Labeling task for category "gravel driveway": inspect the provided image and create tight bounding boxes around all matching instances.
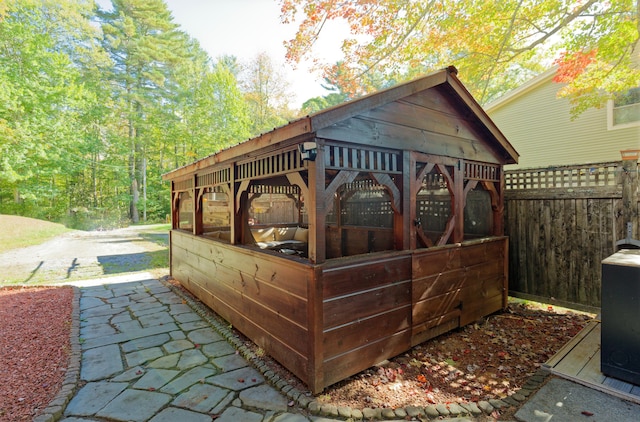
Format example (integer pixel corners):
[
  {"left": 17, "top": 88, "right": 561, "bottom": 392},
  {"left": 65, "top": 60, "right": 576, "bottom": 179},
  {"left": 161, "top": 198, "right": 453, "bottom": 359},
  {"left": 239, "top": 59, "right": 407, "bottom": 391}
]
[{"left": 0, "top": 225, "right": 169, "bottom": 284}]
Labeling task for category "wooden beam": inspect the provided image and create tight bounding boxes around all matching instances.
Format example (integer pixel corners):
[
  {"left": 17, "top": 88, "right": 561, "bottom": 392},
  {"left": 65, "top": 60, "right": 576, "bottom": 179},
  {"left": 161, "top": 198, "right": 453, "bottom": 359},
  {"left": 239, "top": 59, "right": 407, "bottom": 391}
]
[
  {"left": 317, "top": 117, "right": 501, "bottom": 165},
  {"left": 453, "top": 160, "right": 464, "bottom": 243},
  {"left": 409, "top": 152, "right": 424, "bottom": 250},
  {"left": 399, "top": 150, "right": 411, "bottom": 250},
  {"left": 308, "top": 142, "right": 326, "bottom": 264}
]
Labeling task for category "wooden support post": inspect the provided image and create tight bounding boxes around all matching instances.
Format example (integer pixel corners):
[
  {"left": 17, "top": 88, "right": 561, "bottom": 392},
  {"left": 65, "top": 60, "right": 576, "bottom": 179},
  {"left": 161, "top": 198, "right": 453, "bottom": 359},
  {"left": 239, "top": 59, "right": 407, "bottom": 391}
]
[
  {"left": 229, "top": 165, "right": 237, "bottom": 244},
  {"left": 399, "top": 150, "right": 411, "bottom": 250},
  {"left": 307, "top": 266, "right": 324, "bottom": 394},
  {"left": 408, "top": 152, "right": 418, "bottom": 250},
  {"left": 308, "top": 140, "right": 325, "bottom": 264},
  {"left": 191, "top": 175, "right": 199, "bottom": 236},
  {"left": 193, "top": 176, "right": 203, "bottom": 236},
  {"left": 171, "top": 181, "right": 178, "bottom": 229},
  {"left": 621, "top": 159, "right": 639, "bottom": 240},
  {"left": 453, "top": 160, "right": 465, "bottom": 243},
  {"left": 496, "top": 172, "right": 506, "bottom": 236}
]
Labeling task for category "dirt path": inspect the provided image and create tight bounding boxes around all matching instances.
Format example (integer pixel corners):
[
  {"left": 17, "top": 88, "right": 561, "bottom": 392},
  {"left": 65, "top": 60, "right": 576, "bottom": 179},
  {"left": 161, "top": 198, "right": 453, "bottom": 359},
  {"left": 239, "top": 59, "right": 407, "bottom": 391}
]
[{"left": 0, "top": 225, "right": 168, "bottom": 284}]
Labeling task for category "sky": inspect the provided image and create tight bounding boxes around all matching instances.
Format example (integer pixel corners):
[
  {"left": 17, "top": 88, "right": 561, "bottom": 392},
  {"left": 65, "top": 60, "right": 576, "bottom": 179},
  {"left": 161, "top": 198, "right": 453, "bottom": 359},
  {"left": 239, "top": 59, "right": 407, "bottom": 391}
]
[{"left": 99, "top": 0, "right": 349, "bottom": 108}]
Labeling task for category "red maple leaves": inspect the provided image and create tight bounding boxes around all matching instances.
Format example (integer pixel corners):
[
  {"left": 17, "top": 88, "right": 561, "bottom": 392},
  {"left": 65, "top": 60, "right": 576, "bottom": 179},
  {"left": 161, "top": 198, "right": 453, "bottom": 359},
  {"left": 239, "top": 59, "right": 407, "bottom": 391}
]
[{"left": 553, "top": 50, "right": 598, "bottom": 84}]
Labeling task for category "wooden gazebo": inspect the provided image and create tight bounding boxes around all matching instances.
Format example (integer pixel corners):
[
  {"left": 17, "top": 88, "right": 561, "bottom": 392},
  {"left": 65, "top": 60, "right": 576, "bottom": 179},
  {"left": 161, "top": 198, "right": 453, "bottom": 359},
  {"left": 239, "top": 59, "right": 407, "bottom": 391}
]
[{"left": 163, "top": 66, "right": 519, "bottom": 393}]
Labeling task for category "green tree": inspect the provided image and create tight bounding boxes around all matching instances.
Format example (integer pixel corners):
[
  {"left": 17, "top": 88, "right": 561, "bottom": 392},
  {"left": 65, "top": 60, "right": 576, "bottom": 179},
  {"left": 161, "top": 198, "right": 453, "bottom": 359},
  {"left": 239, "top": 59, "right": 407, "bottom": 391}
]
[
  {"left": 167, "top": 50, "right": 251, "bottom": 169},
  {"left": 280, "top": 0, "right": 639, "bottom": 113},
  {"left": 240, "top": 52, "right": 294, "bottom": 136},
  {"left": 97, "top": 0, "right": 189, "bottom": 223},
  {"left": 0, "top": 0, "right": 104, "bottom": 221}
]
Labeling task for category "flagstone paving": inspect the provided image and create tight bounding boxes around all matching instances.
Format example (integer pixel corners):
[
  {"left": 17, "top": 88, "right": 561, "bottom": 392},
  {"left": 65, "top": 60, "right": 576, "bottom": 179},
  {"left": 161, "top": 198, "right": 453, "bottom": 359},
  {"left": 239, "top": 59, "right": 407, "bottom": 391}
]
[
  {"left": 53, "top": 277, "right": 479, "bottom": 422},
  {"left": 55, "top": 278, "right": 332, "bottom": 421}
]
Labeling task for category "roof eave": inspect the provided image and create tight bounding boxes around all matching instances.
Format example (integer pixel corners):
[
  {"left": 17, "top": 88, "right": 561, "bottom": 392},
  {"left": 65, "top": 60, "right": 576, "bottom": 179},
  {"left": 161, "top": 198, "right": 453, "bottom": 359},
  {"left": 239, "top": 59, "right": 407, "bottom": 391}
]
[
  {"left": 162, "top": 117, "right": 313, "bottom": 181},
  {"left": 446, "top": 71, "right": 519, "bottom": 164}
]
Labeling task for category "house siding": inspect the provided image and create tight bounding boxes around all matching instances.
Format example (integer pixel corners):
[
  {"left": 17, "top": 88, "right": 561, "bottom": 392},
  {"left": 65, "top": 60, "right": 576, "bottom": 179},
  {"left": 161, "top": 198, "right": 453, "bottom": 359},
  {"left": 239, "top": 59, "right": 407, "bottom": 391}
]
[{"left": 488, "top": 77, "right": 640, "bottom": 169}]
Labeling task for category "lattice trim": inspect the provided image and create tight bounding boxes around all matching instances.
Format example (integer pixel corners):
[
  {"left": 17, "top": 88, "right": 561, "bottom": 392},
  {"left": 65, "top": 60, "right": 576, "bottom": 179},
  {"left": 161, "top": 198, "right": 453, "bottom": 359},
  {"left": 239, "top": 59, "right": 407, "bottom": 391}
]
[
  {"left": 505, "top": 162, "right": 620, "bottom": 190},
  {"left": 173, "top": 179, "right": 193, "bottom": 191},
  {"left": 197, "top": 168, "right": 231, "bottom": 187},
  {"left": 324, "top": 142, "right": 400, "bottom": 173},
  {"left": 465, "top": 161, "right": 500, "bottom": 182},
  {"left": 236, "top": 148, "right": 305, "bottom": 181},
  {"left": 249, "top": 184, "right": 300, "bottom": 195}
]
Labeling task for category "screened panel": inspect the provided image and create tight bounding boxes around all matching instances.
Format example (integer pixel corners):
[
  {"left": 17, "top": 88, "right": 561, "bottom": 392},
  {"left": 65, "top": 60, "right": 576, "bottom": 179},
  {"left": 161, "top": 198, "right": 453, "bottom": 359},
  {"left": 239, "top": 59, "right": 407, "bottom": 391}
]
[
  {"left": 463, "top": 184, "right": 493, "bottom": 238},
  {"left": 202, "top": 189, "right": 230, "bottom": 231},
  {"left": 416, "top": 165, "right": 454, "bottom": 246},
  {"left": 178, "top": 191, "right": 193, "bottom": 231}
]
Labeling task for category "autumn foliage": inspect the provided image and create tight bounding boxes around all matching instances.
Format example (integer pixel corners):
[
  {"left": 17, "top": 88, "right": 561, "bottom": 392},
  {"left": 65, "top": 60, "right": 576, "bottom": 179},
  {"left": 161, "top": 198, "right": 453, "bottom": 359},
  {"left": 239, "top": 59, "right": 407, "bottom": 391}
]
[
  {"left": 553, "top": 50, "right": 598, "bottom": 84},
  {"left": 279, "top": 0, "right": 639, "bottom": 113}
]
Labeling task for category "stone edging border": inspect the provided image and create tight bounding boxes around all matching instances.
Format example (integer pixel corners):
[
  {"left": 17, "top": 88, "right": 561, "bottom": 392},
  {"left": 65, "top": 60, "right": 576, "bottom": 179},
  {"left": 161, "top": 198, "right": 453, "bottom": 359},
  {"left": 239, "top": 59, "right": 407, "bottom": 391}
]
[
  {"left": 34, "top": 286, "right": 82, "bottom": 422},
  {"left": 161, "top": 277, "right": 551, "bottom": 420}
]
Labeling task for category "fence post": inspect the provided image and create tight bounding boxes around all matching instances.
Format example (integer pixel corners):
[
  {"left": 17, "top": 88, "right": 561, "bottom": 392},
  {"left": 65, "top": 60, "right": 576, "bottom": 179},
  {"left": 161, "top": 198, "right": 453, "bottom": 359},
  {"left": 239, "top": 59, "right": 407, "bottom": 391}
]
[{"left": 620, "top": 158, "right": 639, "bottom": 241}]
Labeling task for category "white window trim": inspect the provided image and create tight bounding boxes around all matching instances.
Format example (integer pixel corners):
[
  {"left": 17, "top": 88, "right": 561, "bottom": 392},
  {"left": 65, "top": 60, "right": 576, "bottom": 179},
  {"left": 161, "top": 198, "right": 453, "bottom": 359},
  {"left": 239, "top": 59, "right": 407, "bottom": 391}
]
[{"left": 607, "top": 99, "right": 640, "bottom": 131}]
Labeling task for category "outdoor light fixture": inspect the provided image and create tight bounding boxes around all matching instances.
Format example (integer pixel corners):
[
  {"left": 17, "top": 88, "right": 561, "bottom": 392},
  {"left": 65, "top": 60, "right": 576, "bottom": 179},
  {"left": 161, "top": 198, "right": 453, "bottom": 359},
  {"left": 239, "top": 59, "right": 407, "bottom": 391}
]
[{"left": 299, "top": 141, "right": 317, "bottom": 161}]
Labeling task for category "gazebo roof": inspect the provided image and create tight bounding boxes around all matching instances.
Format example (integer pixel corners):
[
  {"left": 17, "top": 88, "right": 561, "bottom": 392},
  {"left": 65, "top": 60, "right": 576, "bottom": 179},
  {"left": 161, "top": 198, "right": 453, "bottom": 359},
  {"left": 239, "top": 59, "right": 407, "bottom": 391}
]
[{"left": 163, "top": 66, "right": 518, "bottom": 181}]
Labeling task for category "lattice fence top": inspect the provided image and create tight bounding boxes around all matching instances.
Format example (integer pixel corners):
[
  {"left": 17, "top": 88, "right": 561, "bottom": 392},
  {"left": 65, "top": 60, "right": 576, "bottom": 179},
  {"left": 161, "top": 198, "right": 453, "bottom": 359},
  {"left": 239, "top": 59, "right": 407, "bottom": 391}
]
[
  {"left": 505, "top": 162, "right": 620, "bottom": 190},
  {"left": 339, "top": 179, "right": 390, "bottom": 197}
]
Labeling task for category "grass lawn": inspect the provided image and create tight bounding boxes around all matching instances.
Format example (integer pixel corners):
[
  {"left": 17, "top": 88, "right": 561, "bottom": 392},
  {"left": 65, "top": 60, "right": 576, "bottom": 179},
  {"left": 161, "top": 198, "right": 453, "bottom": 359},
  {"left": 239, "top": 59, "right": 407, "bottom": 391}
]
[{"left": 0, "top": 215, "right": 71, "bottom": 254}]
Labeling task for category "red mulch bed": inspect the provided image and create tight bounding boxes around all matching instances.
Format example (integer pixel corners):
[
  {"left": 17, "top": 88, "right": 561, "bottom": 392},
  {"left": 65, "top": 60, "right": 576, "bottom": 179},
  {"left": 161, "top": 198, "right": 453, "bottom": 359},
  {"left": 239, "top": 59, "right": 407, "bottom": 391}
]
[{"left": 0, "top": 286, "right": 74, "bottom": 422}]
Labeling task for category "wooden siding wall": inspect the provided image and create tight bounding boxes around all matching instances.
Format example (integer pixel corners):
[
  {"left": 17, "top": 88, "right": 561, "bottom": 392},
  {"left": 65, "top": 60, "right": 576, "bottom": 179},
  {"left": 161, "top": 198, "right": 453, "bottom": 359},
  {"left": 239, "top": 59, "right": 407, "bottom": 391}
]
[
  {"left": 171, "top": 233, "right": 510, "bottom": 393},
  {"left": 316, "top": 239, "right": 508, "bottom": 391},
  {"left": 319, "top": 254, "right": 412, "bottom": 389},
  {"left": 170, "top": 230, "right": 314, "bottom": 383},
  {"left": 488, "top": 78, "right": 640, "bottom": 169},
  {"left": 411, "top": 238, "right": 508, "bottom": 347},
  {"left": 505, "top": 161, "right": 639, "bottom": 309}
]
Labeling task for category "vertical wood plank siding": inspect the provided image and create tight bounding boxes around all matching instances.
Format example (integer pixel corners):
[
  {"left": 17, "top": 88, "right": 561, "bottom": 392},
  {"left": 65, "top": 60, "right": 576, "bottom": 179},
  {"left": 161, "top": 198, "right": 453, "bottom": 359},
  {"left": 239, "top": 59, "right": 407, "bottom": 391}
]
[{"left": 505, "top": 161, "right": 639, "bottom": 309}]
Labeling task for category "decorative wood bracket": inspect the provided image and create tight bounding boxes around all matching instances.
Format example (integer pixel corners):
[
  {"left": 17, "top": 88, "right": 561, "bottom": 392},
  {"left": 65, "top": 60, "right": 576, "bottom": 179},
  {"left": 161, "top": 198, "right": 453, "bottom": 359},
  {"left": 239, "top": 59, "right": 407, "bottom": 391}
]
[
  {"left": 286, "top": 172, "right": 309, "bottom": 200},
  {"left": 415, "top": 162, "right": 435, "bottom": 185},
  {"left": 196, "top": 188, "right": 204, "bottom": 212},
  {"left": 481, "top": 180, "right": 502, "bottom": 212},
  {"left": 172, "top": 191, "right": 180, "bottom": 211},
  {"left": 235, "top": 180, "right": 250, "bottom": 214},
  {"left": 463, "top": 180, "right": 479, "bottom": 208},
  {"left": 370, "top": 172, "right": 401, "bottom": 213},
  {"left": 323, "top": 170, "right": 358, "bottom": 215}
]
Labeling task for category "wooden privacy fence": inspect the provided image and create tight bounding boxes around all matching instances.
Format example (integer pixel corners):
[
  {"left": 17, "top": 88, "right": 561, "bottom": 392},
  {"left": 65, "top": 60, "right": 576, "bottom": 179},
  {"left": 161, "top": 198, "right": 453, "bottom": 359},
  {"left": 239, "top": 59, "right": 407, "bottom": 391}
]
[{"left": 504, "top": 160, "right": 639, "bottom": 309}]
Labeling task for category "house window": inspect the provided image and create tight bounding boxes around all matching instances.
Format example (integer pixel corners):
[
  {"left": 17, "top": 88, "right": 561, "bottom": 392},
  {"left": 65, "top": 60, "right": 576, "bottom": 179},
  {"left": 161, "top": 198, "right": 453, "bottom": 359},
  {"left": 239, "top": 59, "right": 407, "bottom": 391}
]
[{"left": 609, "top": 87, "right": 640, "bottom": 129}]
